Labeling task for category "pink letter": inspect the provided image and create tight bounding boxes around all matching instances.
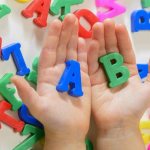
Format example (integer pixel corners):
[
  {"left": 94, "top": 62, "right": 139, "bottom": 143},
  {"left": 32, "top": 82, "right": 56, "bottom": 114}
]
[{"left": 95, "top": 0, "right": 126, "bottom": 21}]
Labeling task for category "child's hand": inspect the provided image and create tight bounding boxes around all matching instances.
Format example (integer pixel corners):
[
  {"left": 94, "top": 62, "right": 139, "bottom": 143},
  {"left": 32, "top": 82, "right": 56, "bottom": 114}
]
[
  {"left": 11, "top": 14, "right": 91, "bottom": 150},
  {"left": 88, "top": 19, "right": 150, "bottom": 150}
]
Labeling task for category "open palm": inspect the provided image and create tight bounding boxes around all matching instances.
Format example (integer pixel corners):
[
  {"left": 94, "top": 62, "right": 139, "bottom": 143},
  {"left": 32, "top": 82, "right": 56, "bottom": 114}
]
[
  {"left": 88, "top": 20, "right": 150, "bottom": 133},
  {"left": 12, "top": 14, "right": 91, "bottom": 142}
]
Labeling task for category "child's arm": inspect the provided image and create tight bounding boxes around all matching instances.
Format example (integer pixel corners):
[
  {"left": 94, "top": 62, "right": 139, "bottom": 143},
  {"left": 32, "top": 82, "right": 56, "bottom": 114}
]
[
  {"left": 11, "top": 14, "right": 91, "bottom": 150},
  {"left": 88, "top": 19, "right": 149, "bottom": 150},
  {"left": 95, "top": 126, "right": 145, "bottom": 150}
]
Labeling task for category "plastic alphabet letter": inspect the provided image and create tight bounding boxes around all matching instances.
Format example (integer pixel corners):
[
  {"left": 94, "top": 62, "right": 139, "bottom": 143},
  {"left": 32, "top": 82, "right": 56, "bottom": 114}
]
[
  {"left": 0, "top": 4, "right": 11, "bottom": 19},
  {"left": 140, "top": 121, "right": 150, "bottom": 129},
  {"left": 148, "top": 144, "right": 150, "bottom": 150},
  {"left": 137, "top": 64, "right": 148, "bottom": 79},
  {"left": 0, "top": 100, "right": 24, "bottom": 132},
  {"left": 99, "top": 53, "right": 130, "bottom": 88},
  {"left": 1, "top": 43, "right": 30, "bottom": 76},
  {"left": 131, "top": 10, "right": 150, "bottom": 32},
  {"left": 50, "top": 0, "right": 84, "bottom": 20},
  {"left": 0, "top": 73, "right": 22, "bottom": 111},
  {"left": 13, "top": 124, "right": 44, "bottom": 150},
  {"left": 142, "top": 133, "right": 150, "bottom": 144},
  {"left": 16, "top": 0, "right": 31, "bottom": 3},
  {"left": 86, "top": 138, "right": 93, "bottom": 150},
  {"left": 95, "top": 0, "right": 126, "bottom": 21},
  {"left": 18, "top": 104, "right": 43, "bottom": 128},
  {"left": 56, "top": 60, "right": 83, "bottom": 97},
  {"left": 26, "top": 57, "right": 39, "bottom": 84},
  {"left": 0, "top": 37, "right": 2, "bottom": 56},
  {"left": 22, "top": 0, "right": 51, "bottom": 27},
  {"left": 74, "top": 9, "right": 99, "bottom": 38},
  {"left": 141, "top": 0, "right": 150, "bottom": 8}
]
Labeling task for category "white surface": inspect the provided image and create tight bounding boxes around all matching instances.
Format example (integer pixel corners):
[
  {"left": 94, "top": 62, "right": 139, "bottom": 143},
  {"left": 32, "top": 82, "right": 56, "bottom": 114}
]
[{"left": 0, "top": 0, "right": 150, "bottom": 149}]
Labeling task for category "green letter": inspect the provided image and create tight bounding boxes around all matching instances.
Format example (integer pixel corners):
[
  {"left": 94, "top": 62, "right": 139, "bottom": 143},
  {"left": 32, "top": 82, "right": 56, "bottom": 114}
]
[
  {"left": 99, "top": 53, "right": 130, "bottom": 88},
  {"left": 141, "top": 0, "right": 150, "bottom": 8}
]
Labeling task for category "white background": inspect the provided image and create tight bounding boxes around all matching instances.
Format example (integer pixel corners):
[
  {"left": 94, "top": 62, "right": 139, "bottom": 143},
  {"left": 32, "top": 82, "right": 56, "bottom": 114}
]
[{"left": 0, "top": 0, "right": 150, "bottom": 149}]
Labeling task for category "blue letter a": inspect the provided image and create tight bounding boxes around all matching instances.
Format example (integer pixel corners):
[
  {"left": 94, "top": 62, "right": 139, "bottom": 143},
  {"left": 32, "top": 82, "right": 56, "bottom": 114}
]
[{"left": 56, "top": 60, "right": 83, "bottom": 97}]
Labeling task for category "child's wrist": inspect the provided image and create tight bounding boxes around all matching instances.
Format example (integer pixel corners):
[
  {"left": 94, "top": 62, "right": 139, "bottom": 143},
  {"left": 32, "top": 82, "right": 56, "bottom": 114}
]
[
  {"left": 95, "top": 125, "right": 145, "bottom": 150},
  {"left": 44, "top": 135, "right": 86, "bottom": 150}
]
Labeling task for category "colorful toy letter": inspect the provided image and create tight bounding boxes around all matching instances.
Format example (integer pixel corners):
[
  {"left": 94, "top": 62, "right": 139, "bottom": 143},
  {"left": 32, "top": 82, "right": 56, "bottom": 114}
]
[
  {"left": 18, "top": 104, "right": 43, "bottom": 128},
  {"left": 26, "top": 57, "right": 39, "bottom": 85},
  {"left": 74, "top": 9, "right": 99, "bottom": 38},
  {"left": 131, "top": 10, "right": 150, "bottom": 32},
  {"left": 140, "top": 121, "right": 150, "bottom": 129},
  {"left": 16, "top": 0, "right": 30, "bottom": 3},
  {"left": 0, "top": 100, "right": 24, "bottom": 132},
  {"left": 0, "top": 73, "right": 22, "bottom": 111},
  {"left": 50, "top": 0, "right": 84, "bottom": 20},
  {"left": 142, "top": 133, "right": 150, "bottom": 145},
  {"left": 56, "top": 60, "right": 83, "bottom": 97},
  {"left": 1, "top": 43, "right": 30, "bottom": 76},
  {"left": 95, "top": 0, "right": 126, "bottom": 21},
  {"left": 137, "top": 64, "right": 148, "bottom": 79},
  {"left": 86, "top": 138, "right": 93, "bottom": 150},
  {"left": 148, "top": 144, "right": 150, "bottom": 150},
  {"left": 0, "top": 4, "right": 11, "bottom": 19},
  {"left": 0, "top": 37, "right": 2, "bottom": 56},
  {"left": 99, "top": 53, "right": 130, "bottom": 88},
  {"left": 22, "top": 0, "right": 51, "bottom": 27},
  {"left": 141, "top": 0, "right": 150, "bottom": 8},
  {"left": 13, "top": 124, "right": 44, "bottom": 150}
]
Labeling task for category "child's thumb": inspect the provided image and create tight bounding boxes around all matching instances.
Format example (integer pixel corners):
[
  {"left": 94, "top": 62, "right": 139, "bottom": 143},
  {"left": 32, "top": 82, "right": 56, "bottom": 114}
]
[{"left": 11, "top": 75, "right": 39, "bottom": 110}]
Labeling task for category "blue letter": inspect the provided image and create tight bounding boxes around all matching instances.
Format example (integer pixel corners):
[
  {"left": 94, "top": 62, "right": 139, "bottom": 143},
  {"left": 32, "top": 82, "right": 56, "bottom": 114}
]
[
  {"left": 131, "top": 10, "right": 150, "bottom": 32},
  {"left": 1, "top": 43, "right": 30, "bottom": 76},
  {"left": 56, "top": 60, "right": 83, "bottom": 97},
  {"left": 137, "top": 64, "right": 148, "bottom": 79},
  {"left": 18, "top": 104, "right": 43, "bottom": 129}
]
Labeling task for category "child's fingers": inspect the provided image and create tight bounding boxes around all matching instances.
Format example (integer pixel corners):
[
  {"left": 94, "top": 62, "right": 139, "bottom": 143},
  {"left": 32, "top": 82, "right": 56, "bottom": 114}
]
[
  {"left": 92, "top": 22, "right": 106, "bottom": 56},
  {"left": 66, "top": 19, "right": 78, "bottom": 61},
  {"left": 77, "top": 38, "right": 88, "bottom": 74},
  {"left": 11, "top": 76, "right": 40, "bottom": 110},
  {"left": 104, "top": 19, "right": 119, "bottom": 53},
  {"left": 39, "top": 19, "right": 62, "bottom": 69},
  {"left": 56, "top": 14, "right": 76, "bottom": 64},
  {"left": 115, "top": 24, "right": 136, "bottom": 64},
  {"left": 88, "top": 22, "right": 105, "bottom": 75}
]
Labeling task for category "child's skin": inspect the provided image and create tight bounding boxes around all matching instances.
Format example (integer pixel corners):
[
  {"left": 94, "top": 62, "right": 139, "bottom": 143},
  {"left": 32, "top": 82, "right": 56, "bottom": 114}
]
[
  {"left": 11, "top": 14, "right": 150, "bottom": 150},
  {"left": 12, "top": 14, "right": 91, "bottom": 150},
  {"left": 87, "top": 21, "right": 150, "bottom": 150}
]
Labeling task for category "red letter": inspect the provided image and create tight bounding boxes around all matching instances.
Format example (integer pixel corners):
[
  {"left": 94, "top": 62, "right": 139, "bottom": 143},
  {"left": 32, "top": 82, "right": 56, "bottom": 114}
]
[
  {"left": 22, "top": 0, "right": 51, "bottom": 27},
  {"left": 0, "top": 100, "right": 24, "bottom": 132},
  {"left": 74, "top": 9, "right": 99, "bottom": 38}
]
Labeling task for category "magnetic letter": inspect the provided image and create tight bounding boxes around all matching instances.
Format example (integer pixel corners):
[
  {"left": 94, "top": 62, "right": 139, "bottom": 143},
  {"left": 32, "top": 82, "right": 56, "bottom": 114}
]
[
  {"left": 142, "top": 133, "right": 150, "bottom": 145},
  {"left": 50, "top": 0, "right": 84, "bottom": 20},
  {"left": 0, "top": 100, "right": 24, "bottom": 132},
  {"left": 131, "top": 10, "right": 150, "bottom": 32},
  {"left": 74, "top": 9, "right": 99, "bottom": 38},
  {"left": 0, "top": 73, "right": 22, "bottom": 111},
  {"left": 56, "top": 60, "right": 83, "bottom": 97},
  {"left": 1, "top": 43, "right": 30, "bottom": 76},
  {"left": 16, "top": 0, "right": 31, "bottom": 3},
  {"left": 13, "top": 124, "right": 44, "bottom": 150},
  {"left": 22, "top": 0, "right": 51, "bottom": 27},
  {"left": 137, "top": 64, "right": 148, "bottom": 79},
  {"left": 141, "top": 0, "right": 150, "bottom": 8},
  {"left": 18, "top": 104, "right": 43, "bottom": 128},
  {"left": 99, "top": 53, "right": 130, "bottom": 88},
  {"left": 0, "top": 37, "right": 2, "bottom": 56},
  {"left": 26, "top": 57, "right": 39, "bottom": 85},
  {"left": 0, "top": 4, "right": 11, "bottom": 19},
  {"left": 95, "top": 0, "right": 126, "bottom": 21}
]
